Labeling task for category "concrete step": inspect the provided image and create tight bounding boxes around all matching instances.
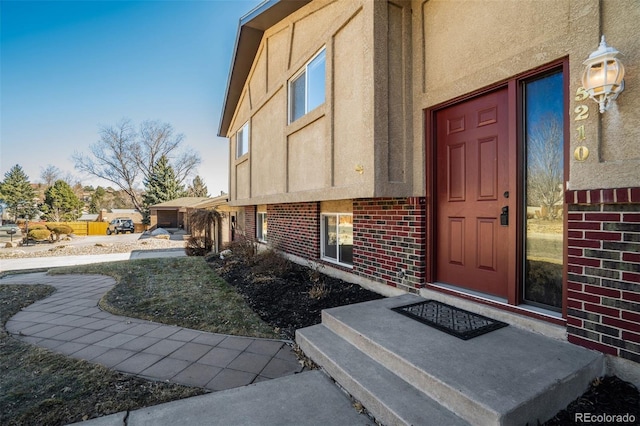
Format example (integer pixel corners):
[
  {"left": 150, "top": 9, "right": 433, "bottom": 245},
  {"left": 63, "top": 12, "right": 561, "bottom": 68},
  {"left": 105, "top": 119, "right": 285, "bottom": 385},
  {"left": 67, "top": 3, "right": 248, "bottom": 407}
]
[
  {"left": 298, "top": 294, "right": 605, "bottom": 425},
  {"left": 297, "top": 324, "right": 470, "bottom": 426}
]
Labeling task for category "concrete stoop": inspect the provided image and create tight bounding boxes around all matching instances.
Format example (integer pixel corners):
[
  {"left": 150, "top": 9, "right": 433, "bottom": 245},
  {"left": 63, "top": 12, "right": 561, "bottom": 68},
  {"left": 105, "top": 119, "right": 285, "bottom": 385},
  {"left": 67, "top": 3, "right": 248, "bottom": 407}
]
[{"left": 296, "top": 294, "right": 606, "bottom": 426}]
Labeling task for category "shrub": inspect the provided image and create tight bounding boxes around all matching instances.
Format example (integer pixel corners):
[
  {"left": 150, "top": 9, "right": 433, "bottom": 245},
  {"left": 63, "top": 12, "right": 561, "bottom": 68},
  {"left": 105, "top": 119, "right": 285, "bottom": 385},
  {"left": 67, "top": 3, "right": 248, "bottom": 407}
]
[
  {"left": 28, "top": 224, "right": 47, "bottom": 231},
  {"left": 185, "top": 236, "right": 212, "bottom": 256},
  {"left": 307, "top": 261, "right": 325, "bottom": 285},
  {"left": 47, "top": 224, "right": 74, "bottom": 241},
  {"left": 54, "top": 225, "right": 73, "bottom": 234},
  {"left": 309, "top": 282, "right": 330, "bottom": 300},
  {"left": 251, "top": 249, "right": 291, "bottom": 277},
  {"left": 223, "top": 235, "right": 258, "bottom": 262},
  {"left": 27, "top": 229, "right": 51, "bottom": 241}
]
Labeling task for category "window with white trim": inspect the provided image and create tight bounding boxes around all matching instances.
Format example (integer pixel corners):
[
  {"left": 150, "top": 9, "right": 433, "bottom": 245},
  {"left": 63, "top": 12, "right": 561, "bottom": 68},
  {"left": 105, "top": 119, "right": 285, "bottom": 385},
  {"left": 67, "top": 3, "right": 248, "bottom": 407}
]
[
  {"left": 288, "top": 48, "right": 326, "bottom": 123},
  {"left": 236, "top": 122, "right": 249, "bottom": 158},
  {"left": 257, "top": 212, "right": 267, "bottom": 242},
  {"left": 321, "top": 213, "right": 353, "bottom": 266}
]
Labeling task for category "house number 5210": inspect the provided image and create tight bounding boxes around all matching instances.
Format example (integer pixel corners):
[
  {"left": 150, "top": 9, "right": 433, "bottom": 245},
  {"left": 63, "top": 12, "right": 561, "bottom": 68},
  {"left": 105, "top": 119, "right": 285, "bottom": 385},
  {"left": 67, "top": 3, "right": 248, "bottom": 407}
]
[{"left": 573, "top": 87, "right": 590, "bottom": 161}]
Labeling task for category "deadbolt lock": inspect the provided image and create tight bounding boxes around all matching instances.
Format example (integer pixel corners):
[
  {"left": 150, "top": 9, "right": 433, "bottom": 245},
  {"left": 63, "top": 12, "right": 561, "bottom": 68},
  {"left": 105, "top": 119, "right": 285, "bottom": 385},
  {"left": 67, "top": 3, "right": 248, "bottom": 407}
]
[{"left": 500, "top": 206, "right": 509, "bottom": 226}]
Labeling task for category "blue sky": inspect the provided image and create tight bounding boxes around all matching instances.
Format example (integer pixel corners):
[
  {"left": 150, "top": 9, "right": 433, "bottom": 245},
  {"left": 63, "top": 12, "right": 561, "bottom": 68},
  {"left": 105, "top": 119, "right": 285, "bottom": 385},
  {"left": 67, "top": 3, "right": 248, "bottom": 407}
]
[{"left": 1, "top": 0, "right": 262, "bottom": 194}]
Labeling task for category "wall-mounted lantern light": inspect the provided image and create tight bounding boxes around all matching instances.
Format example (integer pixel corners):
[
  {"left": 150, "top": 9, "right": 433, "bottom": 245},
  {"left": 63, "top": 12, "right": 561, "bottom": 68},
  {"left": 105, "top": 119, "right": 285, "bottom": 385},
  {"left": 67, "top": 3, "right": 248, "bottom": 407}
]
[{"left": 582, "top": 36, "right": 625, "bottom": 113}]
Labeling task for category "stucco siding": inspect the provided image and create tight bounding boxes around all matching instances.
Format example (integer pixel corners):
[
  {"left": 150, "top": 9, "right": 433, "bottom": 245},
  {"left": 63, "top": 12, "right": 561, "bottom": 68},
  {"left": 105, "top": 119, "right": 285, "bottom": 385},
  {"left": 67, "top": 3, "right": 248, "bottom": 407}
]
[
  {"left": 387, "top": 1, "right": 407, "bottom": 184},
  {"left": 234, "top": 91, "right": 251, "bottom": 134},
  {"left": 226, "top": 0, "right": 639, "bottom": 204},
  {"left": 414, "top": 0, "right": 640, "bottom": 191},
  {"left": 235, "top": 160, "right": 250, "bottom": 200},
  {"left": 599, "top": 1, "right": 640, "bottom": 163},
  {"left": 333, "top": 8, "right": 369, "bottom": 188},
  {"left": 249, "top": 46, "right": 267, "bottom": 105},
  {"left": 267, "top": 27, "right": 289, "bottom": 93},
  {"left": 569, "top": 0, "right": 640, "bottom": 189},
  {"left": 252, "top": 88, "right": 287, "bottom": 196},
  {"left": 421, "top": 0, "right": 570, "bottom": 98},
  {"left": 289, "top": 0, "right": 343, "bottom": 68},
  {"left": 227, "top": 0, "right": 379, "bottom": 206},
  {"left": 288, "top": 117, "right": 328, "bottom": 192}
]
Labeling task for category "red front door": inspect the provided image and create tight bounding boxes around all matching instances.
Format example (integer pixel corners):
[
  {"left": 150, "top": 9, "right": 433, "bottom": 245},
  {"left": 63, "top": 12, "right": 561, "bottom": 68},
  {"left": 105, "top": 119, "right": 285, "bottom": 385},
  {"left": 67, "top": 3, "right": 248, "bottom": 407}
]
[{"left": 435, "top": 88, "right": 512, "bottom": 298}]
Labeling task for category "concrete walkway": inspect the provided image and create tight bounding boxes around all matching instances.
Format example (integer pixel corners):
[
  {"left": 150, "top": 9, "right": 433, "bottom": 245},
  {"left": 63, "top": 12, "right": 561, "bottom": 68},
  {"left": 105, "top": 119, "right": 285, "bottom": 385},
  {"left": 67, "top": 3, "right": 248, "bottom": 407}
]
[
  {"left": 82, "top": 370, "right": 372, "bottom": 426},
  {"left": 1, "top": 272, "right": 303, "bottom": 392},
  {"left": 0, "top": 248, "right": 186, "bottom": 272}
]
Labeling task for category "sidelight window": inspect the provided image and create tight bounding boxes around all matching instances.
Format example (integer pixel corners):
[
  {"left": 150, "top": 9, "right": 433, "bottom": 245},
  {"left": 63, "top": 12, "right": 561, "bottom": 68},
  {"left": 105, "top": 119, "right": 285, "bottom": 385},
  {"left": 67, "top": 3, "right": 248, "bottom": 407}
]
[{"left": 522, "top": 70, "right": 565, "bottom": 311}]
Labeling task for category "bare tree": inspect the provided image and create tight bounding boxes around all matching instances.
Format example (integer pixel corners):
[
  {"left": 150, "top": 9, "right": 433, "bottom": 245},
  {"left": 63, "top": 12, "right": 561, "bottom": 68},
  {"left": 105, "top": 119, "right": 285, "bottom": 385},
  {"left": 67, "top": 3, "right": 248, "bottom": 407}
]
[
  {"left": 40, "top": 165, "right": 62, "bottom": 188},
  {"left": 73, "top": 119, "right": 200, "bottom": 212},
  {"left": 527, "top": 115, "right": 564, "bottom": 219},
  {"left": 40, "top": 165, "right": 79, "bottom": 188}
]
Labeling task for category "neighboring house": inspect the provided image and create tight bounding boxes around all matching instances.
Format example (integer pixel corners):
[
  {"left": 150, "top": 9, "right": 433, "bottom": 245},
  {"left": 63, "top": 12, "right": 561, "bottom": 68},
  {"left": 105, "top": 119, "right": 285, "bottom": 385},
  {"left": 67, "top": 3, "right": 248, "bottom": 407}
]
[
  {"left": 190, "top": 194, "right": 239, "bottom": 252},
  {"left": 148, "top": 197, "right": 211, "bottom": 230},
  {"left": 77, "top": 213, "right": 99, "bottom": 222},
  {"left": 219, "top": 0, "right": 639, "bottom": 376},
  {"left": 148, "top": 195, "right": 237, "bottom": 251}
]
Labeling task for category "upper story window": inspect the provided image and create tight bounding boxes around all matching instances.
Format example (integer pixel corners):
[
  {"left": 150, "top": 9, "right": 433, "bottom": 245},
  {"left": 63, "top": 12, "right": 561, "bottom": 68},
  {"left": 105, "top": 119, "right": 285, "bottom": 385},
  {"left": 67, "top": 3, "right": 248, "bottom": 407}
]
[
  {"left": 236, "top": 122, "right": 249, "bottom": 158},
  {"left": 289, "top": 48, "right": 326, "bottom": 123}
]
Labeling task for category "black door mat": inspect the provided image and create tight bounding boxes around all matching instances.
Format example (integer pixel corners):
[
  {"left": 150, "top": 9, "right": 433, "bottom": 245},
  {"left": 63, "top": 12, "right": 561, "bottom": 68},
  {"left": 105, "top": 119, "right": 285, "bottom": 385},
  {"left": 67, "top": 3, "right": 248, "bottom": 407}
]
[{"left": 391, "top": 300, "right": 508, "bottom": 340}]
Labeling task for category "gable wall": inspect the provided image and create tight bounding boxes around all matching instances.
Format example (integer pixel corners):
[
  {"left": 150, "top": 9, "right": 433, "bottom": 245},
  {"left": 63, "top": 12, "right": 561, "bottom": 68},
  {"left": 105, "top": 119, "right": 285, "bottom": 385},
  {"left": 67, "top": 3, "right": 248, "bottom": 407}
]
[
  {"left": 228, "top": 0, "right": 376, "bottom": 206},
  {"left": 228, "top": 0, "right": 418, "bottom": 206}
]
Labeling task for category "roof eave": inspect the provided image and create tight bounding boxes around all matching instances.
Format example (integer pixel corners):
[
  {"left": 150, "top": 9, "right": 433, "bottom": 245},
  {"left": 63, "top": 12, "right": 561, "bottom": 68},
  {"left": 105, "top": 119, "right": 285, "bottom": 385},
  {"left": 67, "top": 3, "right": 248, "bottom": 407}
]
[{"left": 217, "top": 0, "right": 311, "bottom": 137}]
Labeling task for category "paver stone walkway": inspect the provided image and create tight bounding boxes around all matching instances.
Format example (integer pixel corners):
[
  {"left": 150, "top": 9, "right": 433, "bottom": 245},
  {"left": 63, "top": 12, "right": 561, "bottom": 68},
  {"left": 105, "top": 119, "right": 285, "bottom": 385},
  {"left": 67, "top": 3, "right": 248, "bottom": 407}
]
[{"left": 1, "top": 272, "right": 303, "bottom": 391}]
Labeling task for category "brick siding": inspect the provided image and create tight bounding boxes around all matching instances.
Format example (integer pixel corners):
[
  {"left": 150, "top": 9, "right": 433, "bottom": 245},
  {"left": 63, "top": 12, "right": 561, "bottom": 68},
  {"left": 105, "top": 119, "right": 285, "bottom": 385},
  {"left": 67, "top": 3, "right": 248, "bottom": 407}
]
[
  {"left": 353, "top": 197, "right": 426, "bottom": 292},
  {"left": 566, "top": 187, "right": 640, "bottom": 363},
  {"left": 267, "top": 202, "right": 320, "bottom": 260},
  {"left": 244, "top": 198, "right": 427, "bottom": 292},
  {"left": 243, "top": 205, "right": 256, "bottom": 239}
]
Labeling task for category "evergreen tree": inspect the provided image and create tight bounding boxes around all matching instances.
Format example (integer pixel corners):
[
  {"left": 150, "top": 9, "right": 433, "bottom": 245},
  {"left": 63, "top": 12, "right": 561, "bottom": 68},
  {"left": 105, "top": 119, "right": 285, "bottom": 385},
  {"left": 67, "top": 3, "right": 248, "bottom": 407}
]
[
  {"left": 142, "top": 155, "right": 185, "bottom": 224},
  {"left": 186, "top": 175, "right": 209, "bottom": 197},
  {"left": 0, "top": 164, "right": 37, "bottom": 220},
  {"left": 40, "top": 180, "right": 84, "bottom": 221},
  {"left": 88, "top": 186, "right": 106, "bottom": 214}
]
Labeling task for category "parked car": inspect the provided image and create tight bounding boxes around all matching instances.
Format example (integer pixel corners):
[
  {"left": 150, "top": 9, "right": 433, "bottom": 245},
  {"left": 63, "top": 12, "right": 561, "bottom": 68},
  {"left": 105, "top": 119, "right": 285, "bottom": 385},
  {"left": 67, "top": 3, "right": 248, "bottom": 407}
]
[
  {"left": 0, "top": 224, "right": 22, "bottom": 240},
  {"left": 106, "top": 218, "right": 135, "bottom": 235}
]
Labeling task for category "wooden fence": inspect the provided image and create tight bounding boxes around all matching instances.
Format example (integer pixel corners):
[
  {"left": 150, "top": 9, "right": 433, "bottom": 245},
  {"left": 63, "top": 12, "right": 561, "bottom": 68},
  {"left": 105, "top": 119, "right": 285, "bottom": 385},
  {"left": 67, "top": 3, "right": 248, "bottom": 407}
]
[
  {"left": 21, "top": 221, "right": 149, "bottom": 236},
  {"left": 29, "top": 221, "right": 110, "bottom": 236}
]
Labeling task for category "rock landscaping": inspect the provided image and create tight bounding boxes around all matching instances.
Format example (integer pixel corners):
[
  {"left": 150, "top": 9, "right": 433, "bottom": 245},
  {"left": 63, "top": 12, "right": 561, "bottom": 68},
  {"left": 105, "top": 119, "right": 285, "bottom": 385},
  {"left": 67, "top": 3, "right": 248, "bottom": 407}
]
[{"left": 0, "top": 235, "right": 185, "bottom": 259}]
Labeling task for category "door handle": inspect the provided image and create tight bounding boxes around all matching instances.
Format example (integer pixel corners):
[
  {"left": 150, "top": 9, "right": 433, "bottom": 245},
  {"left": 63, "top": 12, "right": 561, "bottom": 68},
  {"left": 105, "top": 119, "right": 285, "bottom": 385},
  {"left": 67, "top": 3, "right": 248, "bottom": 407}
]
[{"left": 500, "top": 206, "right": 509, "bottom": 226}]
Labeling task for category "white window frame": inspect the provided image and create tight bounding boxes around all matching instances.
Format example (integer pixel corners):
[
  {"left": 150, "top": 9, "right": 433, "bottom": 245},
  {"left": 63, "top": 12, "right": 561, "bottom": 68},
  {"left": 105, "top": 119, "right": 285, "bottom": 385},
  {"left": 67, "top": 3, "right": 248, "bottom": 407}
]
[
  {"left": 320, "top": 213, "right": 353, "bottom": 268},
  {"left": 288, "top": 47, "right": 326, "bottom": 124},
  {"left": 236, "top": 122, "right": 249, "bottom": 158},
  {"left": 257, "top": 212, "right": 267, "bottom": 242}
]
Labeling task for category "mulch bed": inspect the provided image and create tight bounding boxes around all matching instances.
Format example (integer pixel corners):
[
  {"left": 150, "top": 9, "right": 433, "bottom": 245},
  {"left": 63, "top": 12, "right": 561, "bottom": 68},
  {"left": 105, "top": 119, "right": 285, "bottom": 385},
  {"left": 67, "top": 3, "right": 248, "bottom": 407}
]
[
  {"left": 543, "top": 376, "right": 639, "bottom": 425},
  {"left": 208, "top": 248, "right": 639, "bottom": 425},
  {"left": 207, "top": 250, "right": 383, "bottom": 340}
]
